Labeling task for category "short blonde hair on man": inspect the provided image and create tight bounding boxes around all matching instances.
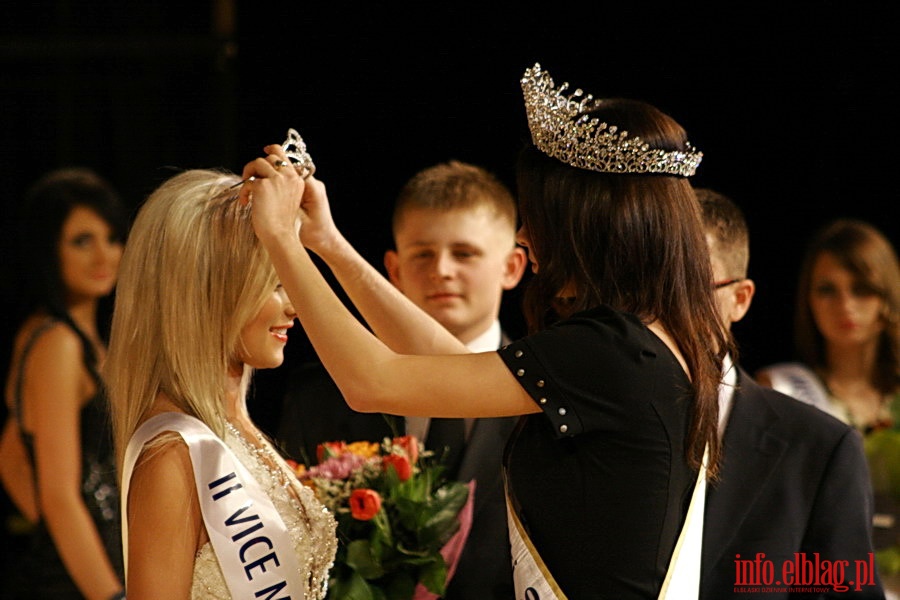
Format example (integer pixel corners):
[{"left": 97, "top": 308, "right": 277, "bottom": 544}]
[
  {"left": 695, "top": 187, "right": 750, "bottom": 280},
  {"left": 392, "top": 160, "right": 517, "bottom": 236},
  {"left": 105, "top": 169, "right": 278, "bottom": 469}
]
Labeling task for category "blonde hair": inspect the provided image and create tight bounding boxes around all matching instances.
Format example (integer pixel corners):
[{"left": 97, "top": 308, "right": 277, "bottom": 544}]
[
  {"left": 392, "top": 160, "right": 517, "bottom": 236},
  {"left": 105, "top": 169, "right": 278, "bottom": 470}
]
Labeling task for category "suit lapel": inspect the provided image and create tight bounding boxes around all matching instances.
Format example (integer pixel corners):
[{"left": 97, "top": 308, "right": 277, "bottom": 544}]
[
  {"left": 703, "top": 370, "right": 790, "bottom": 578},
  {"left": 452, "top": 329, "right": 516, "bottom": 512},
  {"left": 457, "top": 418, "right": 511, "bottom": 480}
]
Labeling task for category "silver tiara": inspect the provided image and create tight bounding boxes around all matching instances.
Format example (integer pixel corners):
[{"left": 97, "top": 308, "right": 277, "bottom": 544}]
[
  {"left": 521, "top": 63, "right": 702, "bottom": 177},
  {"left": 282, "top": 127, "right": 315, "bottom": 179},
  {"left": 228, "top": 127, "right": 315, "bottom": 191}
]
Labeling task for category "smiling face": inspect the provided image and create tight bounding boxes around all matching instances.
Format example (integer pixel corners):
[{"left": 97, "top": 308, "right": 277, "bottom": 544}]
[
  {"left": 236, "top": 284, "right": 297, "bottom": 370},
  {"left": 58, "top": 205, "right": 123, "bottom": 304},
  {"left": 808, "top": 251, "right": 886, "bottom": 350},
  {"left": 385, "top": 206, "right": 525, "bottom": 344}
]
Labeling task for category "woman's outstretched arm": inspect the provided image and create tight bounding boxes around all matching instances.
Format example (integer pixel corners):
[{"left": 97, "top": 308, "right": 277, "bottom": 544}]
[
  {"left": 259, "top": 144, "right": 469, "bottom": 357},
  {"left": 240, "top": 150, "right": 537, "bottom": 418}
]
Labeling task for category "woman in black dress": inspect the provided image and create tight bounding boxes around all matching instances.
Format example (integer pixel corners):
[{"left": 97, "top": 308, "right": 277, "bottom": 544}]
[
  {"left": 0, "top": 168, "right": 126, "bottom": 599},
  {"left": 241, "top": 63, "right": 730, "bottom": 599}
]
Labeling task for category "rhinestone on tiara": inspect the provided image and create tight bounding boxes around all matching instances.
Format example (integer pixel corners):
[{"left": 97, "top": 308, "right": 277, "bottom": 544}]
[
  {"left": 227, "top": 127, "right": 316, "bottom": 191},
  {"left": 521, "top": 63, "right": 702, "bottom": 177},
  {"left": 282, "top": 127, "right": 315, "bottom": 179}
]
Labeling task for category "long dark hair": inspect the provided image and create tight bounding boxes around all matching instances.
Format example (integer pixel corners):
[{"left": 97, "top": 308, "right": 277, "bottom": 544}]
[
  {"left": 795, "top": 219, "right": 900, "bottom": 395},
  {"left": 516, "top": 98, "right": 730, "bottom": 477},
  {"left": 9, "top": 168, "right": 127, "bottom": 371}
]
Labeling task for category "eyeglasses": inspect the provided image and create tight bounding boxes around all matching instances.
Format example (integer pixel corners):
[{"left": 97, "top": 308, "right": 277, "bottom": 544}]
[{"left": 714, "top": 278, "right": 745, "bottom": 289}]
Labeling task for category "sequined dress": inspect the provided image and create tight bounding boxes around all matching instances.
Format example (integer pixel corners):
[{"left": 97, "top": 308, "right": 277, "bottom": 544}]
[
  {"left": 190, "top": 424, "right": 337, "bottom": 599},
  {"left": 2, "top": 318, "right": 122, "bottom": 598}
]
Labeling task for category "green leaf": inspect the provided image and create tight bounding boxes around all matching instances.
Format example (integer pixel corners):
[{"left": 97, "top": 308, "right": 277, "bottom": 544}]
[
  {"left": 384, "top": 570, "right": 417, "bottom": 600},
  {"left": 865, "top": 430, "right": 900, "bottom": 497},
  {"left": 419, "top": 556, "right": 450, "bottom": 595},
  {"left": 346, "top": 539, "right": 386, "bottom": 580},
  {"left": 367, "top": 510, "right": 397, "bottom": 563},
  {"left": 420, "top": 483, "right": 469, "bottom": 545},
  {"left": 327, "top": 571, "right": 376, "bottom": 600},
  {"left": 394, "top": 541, "right": 437, "bottom": 561},
  {"left": 370, "top": 586, "right": 389, "bottom": 600},
  {"left": 876, "top": 546, "right": 900, "bottom": 576},
  {"left": 392, "top": 496, "right": 429, "bottom": 531}
]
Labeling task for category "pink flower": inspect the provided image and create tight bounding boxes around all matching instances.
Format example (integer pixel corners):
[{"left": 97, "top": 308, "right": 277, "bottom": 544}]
[
  {"left": 383, "top": 453, "right": 412, "bottom": 482},
  {"left": 350, "top": 489, "right": 382, "bottom": 521},
  {"left": 305, "top": 452, "right": 369, "bottom": 480}
]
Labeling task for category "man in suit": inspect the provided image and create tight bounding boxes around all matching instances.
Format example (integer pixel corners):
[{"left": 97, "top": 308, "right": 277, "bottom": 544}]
[
  {"left": 697, "top": 187, "right": 884, "bottom": 599},
  {"left": 278, "top": 160, "right": 526, "bottom": 599}
]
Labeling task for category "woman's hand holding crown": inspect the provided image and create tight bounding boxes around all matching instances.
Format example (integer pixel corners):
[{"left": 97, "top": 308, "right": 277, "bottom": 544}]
[
  {"left": 240, "top": 144, "right": 304, "bottom": 245},
  {"left": 296, "top": 174, "right": 344, "bottom": 258}
]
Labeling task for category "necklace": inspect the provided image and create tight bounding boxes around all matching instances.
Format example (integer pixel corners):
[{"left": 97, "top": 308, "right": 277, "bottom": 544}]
[
  {"left": 224, "top": 421, "right": 309, "bottom": 518},
  {"left": 222, "top": 421, "right": 338, "bottom": 599},
  {"left": 821, "top": 376, "right": 890, "bottom": 431}
]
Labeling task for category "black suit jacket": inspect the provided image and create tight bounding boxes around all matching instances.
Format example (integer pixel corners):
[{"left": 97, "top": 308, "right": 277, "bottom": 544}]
[
  {"left": 277, "top": 361, "right": 516, "bottom": 600},
  {"left": 702, "top": 368, "right": 884, "bottom": 599}
]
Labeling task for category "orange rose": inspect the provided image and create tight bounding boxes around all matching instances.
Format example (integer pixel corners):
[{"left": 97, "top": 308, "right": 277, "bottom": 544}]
[
  {"left": 392, "top": 435, "right": 420, "bottom": 464},
  {"left": 383, "top": 453, "right": 412, "bottom": 482},
  {"left": 349, "top": 488, "right": 382, "bottom": 521}
]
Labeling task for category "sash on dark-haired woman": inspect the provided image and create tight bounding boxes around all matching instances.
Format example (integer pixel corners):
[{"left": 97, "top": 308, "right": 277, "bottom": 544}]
[{"left": 503, "top": 446, "right": 709, "bottom": 600}]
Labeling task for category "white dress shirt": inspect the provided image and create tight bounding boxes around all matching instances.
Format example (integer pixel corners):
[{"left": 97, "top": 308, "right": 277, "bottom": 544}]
[
  {"left": 405, "top": 320, "right": 502, "bottom": 443},
  {"left": 718, "top": 353, "right": 737, "bottom": 439}
]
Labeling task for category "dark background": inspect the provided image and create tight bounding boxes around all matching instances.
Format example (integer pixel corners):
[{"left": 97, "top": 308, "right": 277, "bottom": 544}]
[{"left": 2, "top": 2, "right": 898, "bottom": 434}]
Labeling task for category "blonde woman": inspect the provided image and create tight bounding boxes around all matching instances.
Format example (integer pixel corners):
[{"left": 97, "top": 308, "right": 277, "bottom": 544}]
[{"left": 104, "top": 169, "right": 336, "bottom": 599}]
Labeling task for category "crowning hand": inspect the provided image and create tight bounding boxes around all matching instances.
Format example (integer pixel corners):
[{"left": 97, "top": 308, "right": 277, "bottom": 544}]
[{"left": 239, "top": 145, "right": 304, "bottom": 245}]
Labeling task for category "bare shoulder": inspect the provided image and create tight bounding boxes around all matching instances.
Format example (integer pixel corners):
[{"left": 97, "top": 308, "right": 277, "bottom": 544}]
[
  {"left": 126, "top": 433, "right": 204, "bottom": 595},
  {"left": 127, "top": 434, "right": 201, "bottom": 537},
  {"left": 130, "top": 433, "right": 196, "bottom": 498},
  {"left": 18, "top": 318, "right": 82, "bottom": 364}
]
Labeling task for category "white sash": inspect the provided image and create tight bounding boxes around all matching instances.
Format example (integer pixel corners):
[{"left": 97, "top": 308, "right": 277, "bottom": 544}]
[
  {"left": 121, "top": 412, "right": 306, "bottom": 599},
  {"left": 762, "top": 363, "right": 832, "bottom": 415},
  {"left": 506, "top": 488, "right": 567, "bottom": 599},
  {"left": 657, "top": 445, "right": 709, "bottom": 600},
  {"left": 505, "top": 445, "right": 709, "bottom": 600}
]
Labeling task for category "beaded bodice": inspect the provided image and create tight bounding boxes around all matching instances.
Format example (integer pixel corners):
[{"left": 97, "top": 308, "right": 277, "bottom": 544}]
[{"left": 190, "top": 425, "right": 337, "bottom": 599}]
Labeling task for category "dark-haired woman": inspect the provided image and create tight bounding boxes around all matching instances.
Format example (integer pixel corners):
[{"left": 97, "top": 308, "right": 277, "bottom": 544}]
[
  {"left": 0, "top": 168, "right": 126, "bottom": 599},
  {"left": 758, "top": 219, "right": 900, "bottom": 432},
  {"left": 242, "top": 64, "right": 730, "bottom": 599}
]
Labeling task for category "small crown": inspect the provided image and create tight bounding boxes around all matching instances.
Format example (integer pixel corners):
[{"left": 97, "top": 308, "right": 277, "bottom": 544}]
[
  {"left": 521, "top": 63, "right": 702, "bottom": 177},
  {"left": 282, "top": 128, "right": 315, "bottom": 179}
]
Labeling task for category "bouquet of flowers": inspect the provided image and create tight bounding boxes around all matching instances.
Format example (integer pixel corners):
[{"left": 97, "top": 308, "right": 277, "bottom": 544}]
[{"left": 290, "top": 435, "right": 474, "bottom": 600}]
